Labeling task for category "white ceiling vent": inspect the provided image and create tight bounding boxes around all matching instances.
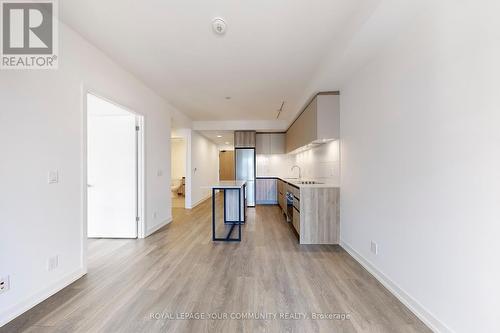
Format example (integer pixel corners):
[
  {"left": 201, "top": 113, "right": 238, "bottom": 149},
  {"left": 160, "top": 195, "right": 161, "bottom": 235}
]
[{"left": 212, "top": 18, "right": 227, "bottom": 35}]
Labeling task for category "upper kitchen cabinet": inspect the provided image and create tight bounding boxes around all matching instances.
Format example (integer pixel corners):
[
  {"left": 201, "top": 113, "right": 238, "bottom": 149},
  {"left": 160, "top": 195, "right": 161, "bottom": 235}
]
[
  {"left": 286, "top": 92, "right": 340, "bottom": 153},
  {"left": 234, "top": 131, "right": 256, "bottom": 148},
  {"left": 256, "top": 133, "right": 286, "bottom": 154}
]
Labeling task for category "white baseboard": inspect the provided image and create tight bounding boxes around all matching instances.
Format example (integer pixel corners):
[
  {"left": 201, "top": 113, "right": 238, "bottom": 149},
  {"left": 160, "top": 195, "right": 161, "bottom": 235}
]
[
  {"left": 145, "top": 217, "right": 172, "bottom": 237},
  {"left": 0, "top": 267, "right": 86, "bottom": 328},
  {"left": 186, "top": 194, "right": 211, "bottom": 210},
  {"left": 340, "top": 240, "right": 453, "bottom": 333}
]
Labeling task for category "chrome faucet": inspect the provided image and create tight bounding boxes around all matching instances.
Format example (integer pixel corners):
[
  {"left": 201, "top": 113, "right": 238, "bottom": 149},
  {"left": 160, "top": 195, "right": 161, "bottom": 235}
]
[{"left": 291, "top": 165, "right": 301, "bottom": 179}]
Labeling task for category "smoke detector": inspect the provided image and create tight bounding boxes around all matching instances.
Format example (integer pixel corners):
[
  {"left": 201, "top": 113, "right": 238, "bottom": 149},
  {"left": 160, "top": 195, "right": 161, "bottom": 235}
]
[{"left": 212, "top": 18, "right": 227, "bottom": 35}]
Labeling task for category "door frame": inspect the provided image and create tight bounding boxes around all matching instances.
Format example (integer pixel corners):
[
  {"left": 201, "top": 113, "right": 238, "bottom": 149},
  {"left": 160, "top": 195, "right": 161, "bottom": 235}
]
[{"left": 81, "top": 86, "right": 145, "bottom": 271}]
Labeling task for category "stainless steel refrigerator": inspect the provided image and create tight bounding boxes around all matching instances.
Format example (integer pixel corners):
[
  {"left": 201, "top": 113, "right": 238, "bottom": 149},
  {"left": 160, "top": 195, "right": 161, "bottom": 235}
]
[{"left": 235, "top": 148, "right": 255, "bottom": 207}]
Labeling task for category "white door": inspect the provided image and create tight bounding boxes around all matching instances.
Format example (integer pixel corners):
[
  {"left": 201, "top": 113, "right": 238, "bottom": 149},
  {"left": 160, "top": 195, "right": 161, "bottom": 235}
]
[{"left": 87, "top": 94, "right": 138, "bottom": 238}]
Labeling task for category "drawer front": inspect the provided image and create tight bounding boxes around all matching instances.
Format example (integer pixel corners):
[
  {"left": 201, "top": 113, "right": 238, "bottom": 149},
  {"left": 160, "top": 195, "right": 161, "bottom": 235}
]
[
  {"left": 277, "top": 180, "right": 284, "bottom": 194},
  {"left": 293, "top": 197, "right": 300, "bottom": 211},
  {"left": 288, "top": 184, "right": 300, "bottom": 199},
  {"left": 292, "top": 207, "right": 300, "bottom": 234}
]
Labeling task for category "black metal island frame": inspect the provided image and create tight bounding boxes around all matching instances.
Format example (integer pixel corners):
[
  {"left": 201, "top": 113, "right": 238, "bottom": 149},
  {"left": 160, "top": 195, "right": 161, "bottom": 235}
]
[{"left": 208, "top": 181, "right": 247, "bottom": 242}]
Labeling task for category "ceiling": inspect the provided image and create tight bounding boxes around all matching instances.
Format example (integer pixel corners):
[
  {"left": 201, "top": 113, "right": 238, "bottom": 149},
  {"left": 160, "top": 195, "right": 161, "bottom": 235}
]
[
  {"left": 60, "top": 0, "right": 377, "bottom": 122},
  {"left": 198, "top": 130, "right": 234, "bottom": 148}
]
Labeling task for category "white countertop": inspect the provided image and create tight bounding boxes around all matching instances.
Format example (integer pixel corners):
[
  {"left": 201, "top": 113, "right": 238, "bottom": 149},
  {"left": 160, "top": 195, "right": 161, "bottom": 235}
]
[
  {"left": 206, "top": 181, "right": 247, "bottom": 189},
  {"left": 260, "top": 177, "right": 339, "bottom": 189}
]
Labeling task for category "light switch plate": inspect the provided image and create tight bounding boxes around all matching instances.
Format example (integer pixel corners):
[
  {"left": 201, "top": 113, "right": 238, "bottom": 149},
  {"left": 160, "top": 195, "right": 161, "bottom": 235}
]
[
  {"left": 370, "top": 241, "right": 378, "bottom": 255},
  {"left": 48, "top": 256, "right": 58, "bottom": 271},
  {"left": 48, "top": 170, "right": 59, "bottom": 184},
  {"left": 0, "top": 276, "right": 10, "bottom": 293}
]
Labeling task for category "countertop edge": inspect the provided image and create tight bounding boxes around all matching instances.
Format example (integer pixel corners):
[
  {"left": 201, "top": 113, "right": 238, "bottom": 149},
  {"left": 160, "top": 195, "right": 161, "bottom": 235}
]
[{"left": 256, "top": 176, "right": 340, "bottom": 189}]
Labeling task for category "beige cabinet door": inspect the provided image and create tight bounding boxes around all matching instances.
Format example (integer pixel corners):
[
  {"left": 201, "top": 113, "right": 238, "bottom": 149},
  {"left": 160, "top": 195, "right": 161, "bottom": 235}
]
[
  {"left": 292, "top": 207, "right": 300, "bottom": 234},
  {"left": 255, "top": 133, "right": 271, "bottom": 154},
  {"left": 286, "top": 99, "right": 317, "bottom": 153},
  {"left": 270, "top": 133, "right": 286, "bottom": 154},
  {"left": 256, "top": 178, "right": 277, "bottom": 204},
  {"left": 277, "top": 180, "right": 285, "bottom": 210},
  {"left": 234, "top": 131, "right": 256, "bottom": 148}
]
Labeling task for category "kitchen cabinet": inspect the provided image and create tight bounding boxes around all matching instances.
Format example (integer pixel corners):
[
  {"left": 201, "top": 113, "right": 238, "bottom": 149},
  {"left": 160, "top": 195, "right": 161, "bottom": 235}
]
[
  {"left": 292, "top": 206, "right": 300, "bottom": 234},
  {"left": 288, "top": 183, "right": 300, "bottom": 200},
  {"left": 299, "top": 187, "right": 340, "bottom": 244},
  {"left": 270, "top": 133, "right": 286, "bottom": 154},
  {"left": 256, "top": 133, "right": 286, "bottom": 154},
  {"left": 274, "top": 177, "right": 340, "bottom": 244},
  {"left": 292, "top": 188, "right": 300, "bottom": 234},
  {"left": 234, "top": 131, "right": 256, "bottom": 148},
  {"left": 255, "top": 133, "right": 270, "bottom": 154},
  {"left": 277, "top": 179, "right": 286, "bottom": 212},
  {"left": 286, "top": 92, "right": 340, "bottom": 153},
  {"left": 256, "top": 178, "right": 277, "bottom": 204}
]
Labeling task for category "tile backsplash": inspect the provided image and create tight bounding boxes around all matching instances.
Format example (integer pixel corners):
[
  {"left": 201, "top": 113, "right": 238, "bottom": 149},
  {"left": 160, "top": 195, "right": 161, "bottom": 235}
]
[
  {"left": 256, "top": 140, "right": 340, "bottom": 185},
  {"left": 256, "top": 154, "right": 296, "bottom": 178}
]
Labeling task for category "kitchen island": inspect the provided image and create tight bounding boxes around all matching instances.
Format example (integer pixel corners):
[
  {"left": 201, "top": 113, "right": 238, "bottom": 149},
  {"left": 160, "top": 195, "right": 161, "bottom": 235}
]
[{"left": 207, "top": 181, "right": 246, "bottom": 242}]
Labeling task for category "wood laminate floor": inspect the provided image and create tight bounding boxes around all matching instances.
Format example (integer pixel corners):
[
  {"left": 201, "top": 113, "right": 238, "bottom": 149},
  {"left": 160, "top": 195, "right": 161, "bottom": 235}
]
[
  {"left": 171, "top": 194, "right": 185, "bottom": 208},
  {"left": 2, "top": 196, "right": 431, "bottom": 333}
]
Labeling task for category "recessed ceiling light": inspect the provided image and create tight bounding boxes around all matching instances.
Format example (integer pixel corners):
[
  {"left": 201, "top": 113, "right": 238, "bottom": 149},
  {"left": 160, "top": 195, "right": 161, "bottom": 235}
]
[
  {"left": 225, "top": 96, "right": 231, "bottom": 100},
  {"left": 217, "top": 135, "right": 222, "bottom": 138}
]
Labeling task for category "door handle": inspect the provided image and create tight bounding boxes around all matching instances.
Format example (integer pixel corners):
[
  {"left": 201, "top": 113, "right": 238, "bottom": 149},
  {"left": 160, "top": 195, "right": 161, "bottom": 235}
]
[{"left": 87, "top": 184, "right": 94, "bottom": 188}]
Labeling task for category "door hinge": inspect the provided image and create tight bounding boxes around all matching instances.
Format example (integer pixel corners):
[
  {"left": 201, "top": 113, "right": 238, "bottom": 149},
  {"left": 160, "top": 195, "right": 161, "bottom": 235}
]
[
  {"left": 136, "top": 216, "right": 140, "bottom": 222},
  {"left": 135, "top": 126, "right": 140, "bottom": 131}
]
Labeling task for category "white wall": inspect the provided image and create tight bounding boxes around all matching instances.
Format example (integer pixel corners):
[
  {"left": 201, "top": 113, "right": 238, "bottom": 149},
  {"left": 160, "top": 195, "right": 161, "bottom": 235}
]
[
  {"left": 171, "top": 139, "right": 186, "bottom": 181},
  {"left": 256, "top": 140, "right": 340, "bottom": 185},
  {"left": 0, "top": 22, "right": 179, "bottom": 326},
  {"left": 256, "top": 154, "right": 295, "bottom": 178},
  {"left": 181, "top": 130, "right": 219, "bottom": 209},
  {"left": 333, "top": 1, "right": 500, "bottom": 332},
  {"left": 294, "top": 141, "right": 340, "bottom": 184}
]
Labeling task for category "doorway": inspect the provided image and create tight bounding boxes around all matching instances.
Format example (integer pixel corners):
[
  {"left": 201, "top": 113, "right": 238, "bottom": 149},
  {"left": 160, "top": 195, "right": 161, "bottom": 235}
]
[
  {"left": 86, "top": 93, "right": 143, "bottom": 238},
  {"left": 219, "top": 150, "right": 235, "bottom": 181},
  {"left": 171, "top": 137, "right": 186, "bottom": 208}
]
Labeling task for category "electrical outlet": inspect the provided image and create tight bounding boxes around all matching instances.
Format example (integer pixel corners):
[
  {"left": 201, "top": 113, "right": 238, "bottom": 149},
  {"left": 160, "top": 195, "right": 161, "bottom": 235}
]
[
  {"left": 371, "top": 241, "right": 378, "bottom": 255},
  {"left": 48, "top": 256, "right": 59, "bottom": 271},
  {"left": 48, "top": 170, "right": 59, "bottom": 184},
  {"left": 0, "top": 276, "right": 10, "bottom": 293}
]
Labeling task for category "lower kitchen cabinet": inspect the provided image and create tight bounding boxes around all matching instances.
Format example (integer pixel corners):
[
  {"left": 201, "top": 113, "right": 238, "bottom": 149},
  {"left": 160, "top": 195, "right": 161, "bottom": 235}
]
[
  {"left": 292, "top": 206, "right": 300, "bottom": 234},
  {"left": 277, "top": 180, "right": 282, "bottom": 206},
  {"left": 277, "top": 179, "right": 286, "bottom": 212},
  {"left": 256, "top": 178, "right": 277, "bottom": 204},
  {"left": 261, "top": 177, "right": 340, "bottom": 245},
  {"left": 299, "top": 187, "right": 340, "bottom": 244}
]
